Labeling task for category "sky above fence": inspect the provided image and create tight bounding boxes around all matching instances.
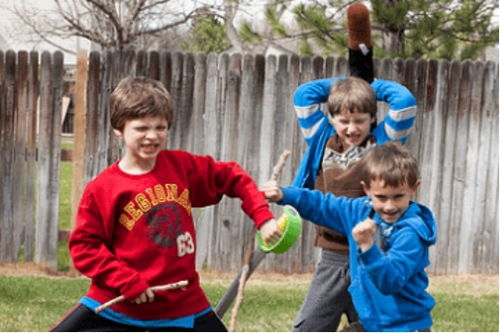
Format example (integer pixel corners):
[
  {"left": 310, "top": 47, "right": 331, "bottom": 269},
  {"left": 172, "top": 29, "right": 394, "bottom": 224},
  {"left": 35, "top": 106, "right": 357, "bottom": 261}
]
[{"left": 0, "top": 0, "right": 88, "bottom": 63}]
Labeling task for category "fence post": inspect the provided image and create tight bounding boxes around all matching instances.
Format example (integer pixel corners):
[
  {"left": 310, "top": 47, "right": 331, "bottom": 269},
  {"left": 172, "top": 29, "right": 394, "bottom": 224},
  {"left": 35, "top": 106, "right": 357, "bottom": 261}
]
[
  {"left": 35, "top": 51, "right": 64, "bottom": 272},
  {"left": 0, "top": 50, "right": 17, "bottom": 262}
]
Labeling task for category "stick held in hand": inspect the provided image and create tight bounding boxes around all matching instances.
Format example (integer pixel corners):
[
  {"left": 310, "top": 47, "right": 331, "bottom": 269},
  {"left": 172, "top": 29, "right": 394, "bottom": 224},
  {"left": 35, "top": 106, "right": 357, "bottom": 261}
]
[{"left": 94, "top": 280, "right": 189, "bottom": 314}]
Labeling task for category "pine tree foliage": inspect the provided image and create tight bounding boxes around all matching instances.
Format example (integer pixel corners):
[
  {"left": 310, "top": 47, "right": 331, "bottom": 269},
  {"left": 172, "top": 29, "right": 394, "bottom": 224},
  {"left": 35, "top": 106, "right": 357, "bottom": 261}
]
[
  {"left": 239, "top": 21, "right": 263, "bottom": 43},
  {"left": 240, "top": 0, "right": 498, "bottom": 60},
  {"left": 294, "top": 0, "right": 499, "bottom": 60},
  {"left": 265, "top": 6, "right": 289, "bottom": 38},
  {"left": 182, "top": 15, "right": 231, "bottom": 53},
  {"left": 293, "top": 3, "right": 348, "bottom": 56}
]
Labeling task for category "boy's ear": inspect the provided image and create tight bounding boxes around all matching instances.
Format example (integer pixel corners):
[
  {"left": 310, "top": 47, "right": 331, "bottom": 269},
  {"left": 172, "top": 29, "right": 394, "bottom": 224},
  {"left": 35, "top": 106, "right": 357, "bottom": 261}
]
[
  {"left": 412, "top": 179, "right": 422, "bottom": 193},
  {"left": 113, "top": 128, "right": 123, "bottom": 137},
  {"left": 360, "top": 180, "right": 369, "bottom": 194}
]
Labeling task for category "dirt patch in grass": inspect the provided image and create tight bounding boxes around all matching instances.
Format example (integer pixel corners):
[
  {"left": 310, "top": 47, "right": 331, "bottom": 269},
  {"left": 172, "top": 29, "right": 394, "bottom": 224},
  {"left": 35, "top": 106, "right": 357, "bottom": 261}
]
[
  {"left": 199, "top": 270, "right": 314, "bottom": 286},
  {"left": 1, "top": 263, "right": 497, "bottom": 295},
  {"left": 429, "top": 274, "right": 498, "bottom": 296},
  {"left": 0, "top": 263, "right": 80, "bottom": 279}
]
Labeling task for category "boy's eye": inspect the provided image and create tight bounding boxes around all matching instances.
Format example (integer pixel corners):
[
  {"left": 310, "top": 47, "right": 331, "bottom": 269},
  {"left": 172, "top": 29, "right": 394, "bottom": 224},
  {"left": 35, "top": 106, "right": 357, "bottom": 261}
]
[{"left": 156, "top": 126, "right": 167, "bottom": 131}]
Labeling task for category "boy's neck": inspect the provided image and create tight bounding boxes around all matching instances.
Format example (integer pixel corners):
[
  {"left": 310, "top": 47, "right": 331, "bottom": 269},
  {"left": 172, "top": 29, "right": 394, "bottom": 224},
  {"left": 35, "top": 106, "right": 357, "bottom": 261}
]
[{"left": 118, "top": 155, "right": 157, "bottom": 175}]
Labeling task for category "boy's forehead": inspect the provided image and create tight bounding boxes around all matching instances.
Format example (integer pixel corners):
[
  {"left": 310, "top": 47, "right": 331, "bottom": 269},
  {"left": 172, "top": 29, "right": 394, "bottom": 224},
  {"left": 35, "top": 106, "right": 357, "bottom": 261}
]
[
  {"left": 368, "top": 178, "right": 412, "bottom": 192},
  {"left": 335, "top": 107, "right": 372, "bottom": 117},
  {"left": 126, "top": 115, "right": 169, "bottom": 124}
]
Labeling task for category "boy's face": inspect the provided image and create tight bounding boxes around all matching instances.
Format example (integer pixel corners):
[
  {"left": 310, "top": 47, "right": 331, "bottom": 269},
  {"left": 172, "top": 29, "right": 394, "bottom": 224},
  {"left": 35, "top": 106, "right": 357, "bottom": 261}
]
[
  {"left": 330, "top": 109, "right": 373, "bottom": 149},
  {"left": 361, "top": 178, "right": 420, "bottom": 223},
  {"left": 113, "top": 116, "right": 168, "bottom": 166}
]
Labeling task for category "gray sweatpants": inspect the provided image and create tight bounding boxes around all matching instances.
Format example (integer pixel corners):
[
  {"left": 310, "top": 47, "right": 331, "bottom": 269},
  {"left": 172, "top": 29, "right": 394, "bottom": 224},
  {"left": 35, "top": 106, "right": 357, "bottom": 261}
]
[{"left": 292, "top": 249, "right": 358, "bottom": 332}]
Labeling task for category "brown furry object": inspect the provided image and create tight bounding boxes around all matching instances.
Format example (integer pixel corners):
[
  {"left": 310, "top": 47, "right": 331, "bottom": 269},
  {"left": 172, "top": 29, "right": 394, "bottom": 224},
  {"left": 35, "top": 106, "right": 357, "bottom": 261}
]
[{"left": 347, "top": 3, "right": 372, "bottom": 50}]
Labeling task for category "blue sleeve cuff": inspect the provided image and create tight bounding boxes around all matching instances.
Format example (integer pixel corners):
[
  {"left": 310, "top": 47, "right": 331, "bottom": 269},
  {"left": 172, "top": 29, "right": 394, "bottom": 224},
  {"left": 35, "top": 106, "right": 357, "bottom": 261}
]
[
  {"left": 359, "top": 242, "right": 384, "bottom": 265},
  {"left": 278, "top": 186, "right": 293, "bottom": 206}
]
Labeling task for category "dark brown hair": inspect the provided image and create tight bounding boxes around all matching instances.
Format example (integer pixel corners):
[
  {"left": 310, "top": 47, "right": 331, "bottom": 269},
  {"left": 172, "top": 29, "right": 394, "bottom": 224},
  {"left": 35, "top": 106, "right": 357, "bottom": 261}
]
[
  {"left": 327, "top": 76, "right": 377, "bottom": 120},
  {"left": 109, "top": 76, "right": 174, "bottom": 131},
  {"left": 360, "top": 142, "right": 420, "bottom": 189}
]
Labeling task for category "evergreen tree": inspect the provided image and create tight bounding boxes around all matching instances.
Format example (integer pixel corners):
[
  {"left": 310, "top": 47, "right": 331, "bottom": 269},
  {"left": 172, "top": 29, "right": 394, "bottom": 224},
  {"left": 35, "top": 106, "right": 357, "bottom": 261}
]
[
  {"left": 182, "top": 15, "right": 231, "bottom": 53},
  {"left": 243, "top": 0, "right": 499, "bottom": 60}
]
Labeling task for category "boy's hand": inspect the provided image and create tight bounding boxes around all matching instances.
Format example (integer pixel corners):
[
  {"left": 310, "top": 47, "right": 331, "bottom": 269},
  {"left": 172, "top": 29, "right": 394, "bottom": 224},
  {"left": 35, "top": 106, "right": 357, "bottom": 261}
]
[
  {"left": 352, "top": 218, "right": 376, "bottom": 252},
  {"left": 261, "top": 180, "right": 284, "bottom": 202},
  {"left": 259, "top": 219, "right": 283, "bottom": 244},
  {"left": 133, "top": 288, "right": 155, "bottom": 304}
]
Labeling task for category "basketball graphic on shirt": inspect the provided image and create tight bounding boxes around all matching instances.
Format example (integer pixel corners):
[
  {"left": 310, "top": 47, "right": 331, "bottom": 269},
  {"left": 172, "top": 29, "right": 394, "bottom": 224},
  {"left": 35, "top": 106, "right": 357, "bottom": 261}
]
[{"left": 145, "top": 202, "right": 183, "bottom": 247}]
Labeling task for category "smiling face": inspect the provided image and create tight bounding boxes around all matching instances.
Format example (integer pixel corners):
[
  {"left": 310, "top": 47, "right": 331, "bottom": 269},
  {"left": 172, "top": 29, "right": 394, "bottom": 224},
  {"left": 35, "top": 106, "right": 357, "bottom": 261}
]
[
  {"left": 361, "top": 178, "right": 420, "bottom": 223},
  {"left": 114, "top": 116, "right": 168, "bottom": 173},
  {"left": 330, "top": 109, "right": 373, "bottom": 149}
]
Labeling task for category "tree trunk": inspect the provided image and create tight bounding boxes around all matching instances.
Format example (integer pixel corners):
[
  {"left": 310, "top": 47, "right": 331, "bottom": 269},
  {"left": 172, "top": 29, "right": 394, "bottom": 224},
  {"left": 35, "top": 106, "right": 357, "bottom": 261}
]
[{"left": 380, "top": 0, "right": 405, "bottom": 55}]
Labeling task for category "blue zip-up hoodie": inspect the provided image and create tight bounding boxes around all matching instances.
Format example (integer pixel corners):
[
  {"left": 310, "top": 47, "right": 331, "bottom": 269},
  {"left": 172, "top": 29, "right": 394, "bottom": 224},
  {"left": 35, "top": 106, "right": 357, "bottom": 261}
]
[
  {"left": 292, "top": 78, "right": 417, "bottom": 189},
  {"left": 279, "top": 186, "right": 437, "bottom": 332}
]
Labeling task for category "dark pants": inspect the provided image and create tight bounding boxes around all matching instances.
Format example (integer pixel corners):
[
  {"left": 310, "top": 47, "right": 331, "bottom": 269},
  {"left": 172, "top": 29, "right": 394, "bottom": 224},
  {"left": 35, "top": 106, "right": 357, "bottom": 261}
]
[
  {"left": 292, "top": 250, "right": 358, "bottom": 332},
  {"left": 50, "top": 304, "right": 227, "bottom": 332}
]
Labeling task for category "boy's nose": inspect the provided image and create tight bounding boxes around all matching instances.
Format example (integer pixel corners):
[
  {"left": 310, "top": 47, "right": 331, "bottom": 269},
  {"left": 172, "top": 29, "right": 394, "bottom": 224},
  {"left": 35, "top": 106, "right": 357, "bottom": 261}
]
[
  {"left": 145, "top": 130, "right": 158, "bottom": 139},
  {"left": 385, "top": 200, "right": 396, "bottom": 211},
  {"left": 347, "top": 123, "right": 357, "bottom": 133}
]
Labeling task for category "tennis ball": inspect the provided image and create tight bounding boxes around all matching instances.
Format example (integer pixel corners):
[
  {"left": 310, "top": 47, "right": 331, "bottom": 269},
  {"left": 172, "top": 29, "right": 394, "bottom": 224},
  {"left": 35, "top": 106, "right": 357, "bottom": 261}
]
[{"left": 277, "top": 215, "right": 288, "bottom": 231}]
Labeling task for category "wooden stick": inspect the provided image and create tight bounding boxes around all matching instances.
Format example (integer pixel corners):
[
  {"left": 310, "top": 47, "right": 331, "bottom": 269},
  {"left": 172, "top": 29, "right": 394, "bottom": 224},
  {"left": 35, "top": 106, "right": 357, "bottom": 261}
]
[
  {"left": 270, "top": 150, "right": 291, "bottom": 182},
  {"left": 94, "top": 280, "right": 189, "bottom": 314},
  {"left": 228, "top": 150, "right": 291, "bottom": 331},
  {"left": 229, "top": 232, "right": 255, "bottom": 331}
]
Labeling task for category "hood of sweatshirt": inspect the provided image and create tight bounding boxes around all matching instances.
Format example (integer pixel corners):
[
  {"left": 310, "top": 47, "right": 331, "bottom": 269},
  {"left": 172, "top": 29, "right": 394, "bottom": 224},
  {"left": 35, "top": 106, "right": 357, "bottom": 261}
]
[{"left": 396, "top": 201, "right": 437, "bottom": 246}]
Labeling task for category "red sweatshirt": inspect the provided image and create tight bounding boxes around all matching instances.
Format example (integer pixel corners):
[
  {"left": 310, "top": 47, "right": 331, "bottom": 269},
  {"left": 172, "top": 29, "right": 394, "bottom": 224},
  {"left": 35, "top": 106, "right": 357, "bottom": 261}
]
[{"left": 70, "top": 150, "right": 273, "bottom": 320}]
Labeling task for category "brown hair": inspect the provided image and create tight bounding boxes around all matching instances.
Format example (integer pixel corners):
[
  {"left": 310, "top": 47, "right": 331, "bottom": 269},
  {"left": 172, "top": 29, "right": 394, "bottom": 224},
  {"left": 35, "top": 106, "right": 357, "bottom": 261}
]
[
  {"left": 109, "top": 76, "right": 174, "bottom": 131},
  {"left": 360, "top": 142, "right": 420, "bottom": 189},
  {"left": 327, "top": 76, "right": 377, "bottom": 120}
]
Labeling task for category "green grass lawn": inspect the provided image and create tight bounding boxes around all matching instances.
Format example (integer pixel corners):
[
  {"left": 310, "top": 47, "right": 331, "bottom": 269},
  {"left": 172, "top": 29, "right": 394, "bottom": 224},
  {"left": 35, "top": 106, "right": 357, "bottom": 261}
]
[{"left": 0, "top": 272, "right": 497, "bottom": 332}]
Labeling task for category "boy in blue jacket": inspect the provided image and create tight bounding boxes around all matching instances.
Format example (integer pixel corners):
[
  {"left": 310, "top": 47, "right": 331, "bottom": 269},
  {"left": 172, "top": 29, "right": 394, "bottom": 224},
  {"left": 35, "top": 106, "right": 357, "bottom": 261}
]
[{"left": 262, "top": 142, "right": 437, "bottom": 332}]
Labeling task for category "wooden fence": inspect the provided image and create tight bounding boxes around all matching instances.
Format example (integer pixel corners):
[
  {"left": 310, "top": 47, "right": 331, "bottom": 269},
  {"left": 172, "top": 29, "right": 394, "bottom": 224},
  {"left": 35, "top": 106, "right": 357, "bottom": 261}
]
[{"left": 0, "top": 49, "right": 498, "bottom": 274}]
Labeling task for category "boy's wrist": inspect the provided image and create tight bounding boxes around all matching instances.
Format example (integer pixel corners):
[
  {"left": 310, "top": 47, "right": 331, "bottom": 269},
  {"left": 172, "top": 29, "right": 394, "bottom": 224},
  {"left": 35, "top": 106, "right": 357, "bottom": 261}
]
[
  {"left": 358, "top": 240, "right": 374, "bottom": 252},
  {"left": 251, "top": 206, "right": 275, "bottom": 228}
]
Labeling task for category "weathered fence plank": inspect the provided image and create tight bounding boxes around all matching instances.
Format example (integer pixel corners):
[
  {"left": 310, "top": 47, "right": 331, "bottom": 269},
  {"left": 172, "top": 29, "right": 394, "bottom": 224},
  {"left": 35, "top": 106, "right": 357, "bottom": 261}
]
[
  {"left": 192, "top": 53, "right": 209, "bottom": 269},
  {"left": 434, "top": 60, "right": 461, "bottom": 274},
  {"left": 24, "top": 51, "right": 39, "bottom": 262},
  {"left": 84, "top": 51, "right": 100, "bottom": 184},
  {"left": 458, "top": 61, "right": 485, "bottom": 273},
  {"left": 473, "top": 61, "right": 499, "bottom": 273},
  {"left": 235, "top": 54, "right": 266, "bottom": 270},
  {"left": 35, "top": 51, "right": 64, "bottom": 271},
  {"left": 12, "top": 51, "right": 28, "bottom": 260},
  {"left": 71, "top": 52, "right": 88, "bottom": 230},
  {"left": 218, "top": 53, "right": 243, "bottom": 271},
  {"left": 0, "top": 50, "right": 16, "bottom": 262},
  {"left": 0, "top": 50, "right": 4, "bottom": 262}
]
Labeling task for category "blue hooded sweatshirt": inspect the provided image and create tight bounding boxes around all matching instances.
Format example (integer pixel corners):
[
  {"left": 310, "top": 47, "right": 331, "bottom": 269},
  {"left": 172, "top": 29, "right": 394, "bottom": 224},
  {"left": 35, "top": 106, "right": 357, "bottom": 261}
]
[{"left": 280, "top": 186, "right": 437, "bottom": 332}]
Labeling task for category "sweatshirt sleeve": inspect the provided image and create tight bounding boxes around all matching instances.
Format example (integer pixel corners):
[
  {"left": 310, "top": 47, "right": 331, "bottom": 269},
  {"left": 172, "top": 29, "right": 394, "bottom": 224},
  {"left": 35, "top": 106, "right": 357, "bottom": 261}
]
[
  {"left": 280, "top": 185, "right": 362, "bottom": 235},
  {"left": 358, "top": 226, "right": 425, "bottom": 294},
  {"left": 371, "top": 79, "right": 417, "bottom": 143},
  {"left": 187, "top": 154, "right": 274, "bottom": 228},
  {"left": 69, "top": 187, "right": 149, "bottom": 300},
  {"left": 293, "top": 78, "right": 340, "bottom": 146}
]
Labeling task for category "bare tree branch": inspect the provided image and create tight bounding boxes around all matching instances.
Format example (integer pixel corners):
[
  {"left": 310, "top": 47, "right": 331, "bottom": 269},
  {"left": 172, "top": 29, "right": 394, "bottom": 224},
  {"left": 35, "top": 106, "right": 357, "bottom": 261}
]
[{"left": 7, "top": 0, "right": 218, "bottom": 51}]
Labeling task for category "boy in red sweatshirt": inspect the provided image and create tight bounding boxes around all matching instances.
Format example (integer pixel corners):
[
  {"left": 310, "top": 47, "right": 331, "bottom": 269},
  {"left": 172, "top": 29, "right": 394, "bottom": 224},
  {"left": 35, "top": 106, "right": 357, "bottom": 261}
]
[{"left": 50, "top": 76, "right": 281, "bottom": 332}]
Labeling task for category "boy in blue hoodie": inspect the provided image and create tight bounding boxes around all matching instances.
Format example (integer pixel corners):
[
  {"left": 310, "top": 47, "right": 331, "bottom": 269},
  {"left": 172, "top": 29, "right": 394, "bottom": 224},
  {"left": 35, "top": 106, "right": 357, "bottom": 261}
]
[{"left": 262, "top": 142, "right": 437, "bottom": 332}]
